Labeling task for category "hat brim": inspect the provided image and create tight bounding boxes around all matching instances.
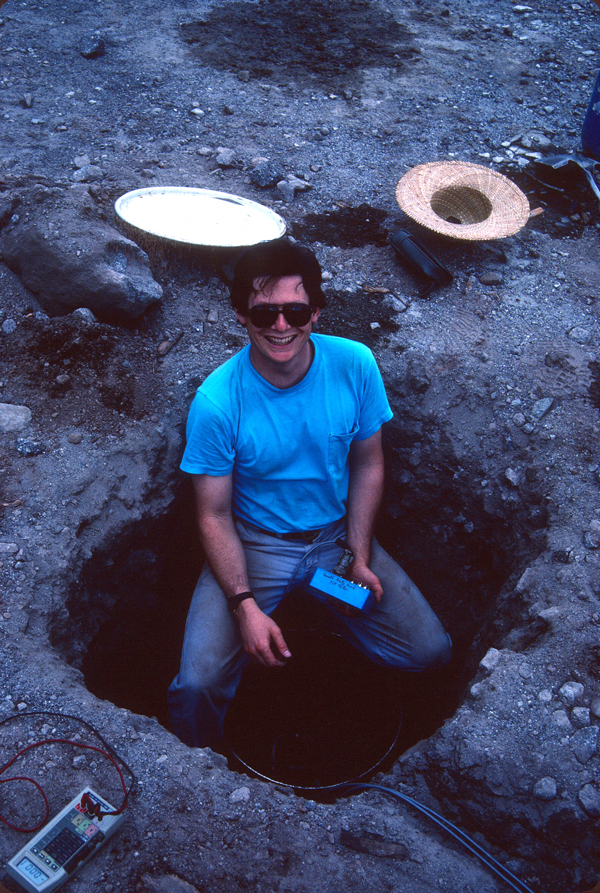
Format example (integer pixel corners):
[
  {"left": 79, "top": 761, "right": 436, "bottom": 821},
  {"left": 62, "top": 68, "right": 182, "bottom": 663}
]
[{"left": 395, "top": 161, "right": 530, "bottom": 241}]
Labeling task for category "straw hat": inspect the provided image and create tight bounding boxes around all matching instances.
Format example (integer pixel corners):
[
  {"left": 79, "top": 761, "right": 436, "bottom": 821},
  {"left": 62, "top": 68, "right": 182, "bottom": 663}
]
[{"left": 395, "top": 161, "right": 530, "bottom": 240}]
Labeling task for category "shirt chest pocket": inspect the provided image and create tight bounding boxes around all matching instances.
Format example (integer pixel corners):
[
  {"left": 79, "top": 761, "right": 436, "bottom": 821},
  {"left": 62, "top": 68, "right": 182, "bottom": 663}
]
[{"left": 327, "top": 428, "right": 356, "bottom": 474}]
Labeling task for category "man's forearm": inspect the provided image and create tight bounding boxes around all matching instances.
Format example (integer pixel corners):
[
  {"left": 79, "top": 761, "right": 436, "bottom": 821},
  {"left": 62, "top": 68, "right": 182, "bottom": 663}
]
[
  {"left": 346, "top": 456, "right": 384, "bottom": 564},
  {"left": 197, "top": 512, "right": 251, "bottom": 598}
]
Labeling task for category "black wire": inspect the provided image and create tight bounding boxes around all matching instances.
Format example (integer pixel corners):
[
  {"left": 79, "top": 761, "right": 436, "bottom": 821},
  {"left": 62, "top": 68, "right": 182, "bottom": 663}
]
[
  {"left": 340, "top": 783, "right": 539, "bottom": 893},
  {"left": 0, "top": 711, "right": 137, "bottom": 810},
  {"left": 0, "top": 713, "right": 540, "bottom": 892}
]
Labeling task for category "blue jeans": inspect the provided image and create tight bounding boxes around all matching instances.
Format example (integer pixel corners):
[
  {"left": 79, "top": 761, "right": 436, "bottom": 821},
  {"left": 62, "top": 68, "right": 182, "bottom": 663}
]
[{"left": 168, "top": 518, "right": 451, "bottom": 750}]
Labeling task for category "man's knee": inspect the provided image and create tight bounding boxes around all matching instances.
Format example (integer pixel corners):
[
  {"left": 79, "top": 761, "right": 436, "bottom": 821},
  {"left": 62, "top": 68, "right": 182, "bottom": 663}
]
[
  {"left": 175, "top": 651, "right": 230, "bottom": 700},
  {"left": 409, "top": 630, "right": 452, "bottom": 671}
]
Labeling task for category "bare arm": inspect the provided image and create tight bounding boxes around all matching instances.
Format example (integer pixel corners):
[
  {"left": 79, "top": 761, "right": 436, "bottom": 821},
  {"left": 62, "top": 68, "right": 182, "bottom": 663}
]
[
  {"left": 191, "top": 474, "right": 291, "bottom": 667},
  {"left": 345, "top": 428, "right": 385, "bottom": 603}
]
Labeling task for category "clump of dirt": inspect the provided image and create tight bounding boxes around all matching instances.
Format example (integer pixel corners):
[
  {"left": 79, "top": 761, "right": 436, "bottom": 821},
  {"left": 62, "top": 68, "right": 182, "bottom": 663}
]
[
  {"left": 0, "top": 315, "right": 159, "bottom": 428},
  {"left": 292, "top": 204, "right": 390, "bottom": 248},
  {"left": 180, "top": 0, "right": 417, "bottom": 88}
]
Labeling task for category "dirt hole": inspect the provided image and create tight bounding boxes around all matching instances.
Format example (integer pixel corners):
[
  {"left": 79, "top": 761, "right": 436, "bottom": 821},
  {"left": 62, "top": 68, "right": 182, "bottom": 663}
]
[{"left": 49, "top": 426, "right": 544, "bottom": 782}]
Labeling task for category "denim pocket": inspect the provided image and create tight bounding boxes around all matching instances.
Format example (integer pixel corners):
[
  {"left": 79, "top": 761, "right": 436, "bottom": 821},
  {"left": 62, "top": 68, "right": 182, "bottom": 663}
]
[{"left": 327, "top": 429, "right": 355, "bottom": 474}]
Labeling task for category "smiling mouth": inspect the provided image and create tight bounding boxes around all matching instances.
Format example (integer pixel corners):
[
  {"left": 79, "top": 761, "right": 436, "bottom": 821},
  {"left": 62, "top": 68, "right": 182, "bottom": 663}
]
[{"left": 264, "top": 334, "right": 296, "bottom": 345}]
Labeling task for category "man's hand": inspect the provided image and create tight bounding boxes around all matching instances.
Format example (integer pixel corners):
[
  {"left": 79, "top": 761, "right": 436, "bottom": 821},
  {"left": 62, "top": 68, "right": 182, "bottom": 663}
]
[
  {"left": 235, "top": 599, "right": 292, "bottom": 667},
  {"left": 349, "top": 560, "right": 383, "bottom": 604}
]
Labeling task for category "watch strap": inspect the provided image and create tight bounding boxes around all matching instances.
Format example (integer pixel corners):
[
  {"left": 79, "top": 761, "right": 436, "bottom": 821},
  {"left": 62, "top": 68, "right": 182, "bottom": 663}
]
[{"left": 227, "top": 591, "right": 255, "bottom": 613}]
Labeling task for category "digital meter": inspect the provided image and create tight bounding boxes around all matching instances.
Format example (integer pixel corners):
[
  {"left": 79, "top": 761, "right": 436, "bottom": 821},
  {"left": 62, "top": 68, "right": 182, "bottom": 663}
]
[{"left": 7, "top": 789, "right": 124, "bottom": 893}]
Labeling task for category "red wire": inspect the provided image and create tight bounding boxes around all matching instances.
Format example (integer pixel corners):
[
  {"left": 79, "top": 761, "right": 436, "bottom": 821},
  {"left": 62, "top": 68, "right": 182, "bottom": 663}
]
[
  {"left": 0, "top": 737, "right": 130, "bottom": 833},
  {"left": 0, "top": 777, "right": 50, "bottom": 832}
]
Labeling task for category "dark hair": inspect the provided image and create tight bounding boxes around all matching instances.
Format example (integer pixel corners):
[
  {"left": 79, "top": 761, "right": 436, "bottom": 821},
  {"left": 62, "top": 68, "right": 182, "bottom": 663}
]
[{"left": 230, "top": 238, "right": 327, "bottom": 313}]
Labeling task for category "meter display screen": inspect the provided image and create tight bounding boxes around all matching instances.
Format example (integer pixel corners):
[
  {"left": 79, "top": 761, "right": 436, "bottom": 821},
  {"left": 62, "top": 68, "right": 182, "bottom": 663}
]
[{"left": 17, "top": 857, "right": 50, "bottom": 886}]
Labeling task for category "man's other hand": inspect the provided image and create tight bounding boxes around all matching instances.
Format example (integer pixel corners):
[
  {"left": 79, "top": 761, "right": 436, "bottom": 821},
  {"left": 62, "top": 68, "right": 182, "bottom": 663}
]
[
  {"left": 235, "top": 599, "right": 292, "bottom": 667},
  {"left": 349, "top": 560, "right": 384, "bottom": 604}
]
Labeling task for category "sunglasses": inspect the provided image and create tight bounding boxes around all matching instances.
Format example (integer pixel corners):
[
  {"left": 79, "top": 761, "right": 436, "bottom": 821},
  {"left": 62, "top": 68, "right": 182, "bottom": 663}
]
[{"left": 246, "top": 303, "right": 315, "bottom": 328}]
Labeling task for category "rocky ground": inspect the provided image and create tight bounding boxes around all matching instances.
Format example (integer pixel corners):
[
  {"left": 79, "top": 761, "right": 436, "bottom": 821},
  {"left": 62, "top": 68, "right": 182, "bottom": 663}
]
[{"left": 1, "top": 0, "right": 600, "bottom": 891}]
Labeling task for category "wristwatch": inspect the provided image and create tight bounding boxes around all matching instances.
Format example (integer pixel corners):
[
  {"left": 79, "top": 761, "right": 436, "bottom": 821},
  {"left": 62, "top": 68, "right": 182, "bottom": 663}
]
[{"left": 227, "top": 591, "right": 255, "bottom": 614}]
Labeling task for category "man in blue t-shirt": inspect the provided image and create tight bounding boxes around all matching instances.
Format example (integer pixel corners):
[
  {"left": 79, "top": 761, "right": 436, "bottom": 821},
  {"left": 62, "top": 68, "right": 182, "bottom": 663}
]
[{"left": 168, "top": 239, "right": 451, "bottom": 750}]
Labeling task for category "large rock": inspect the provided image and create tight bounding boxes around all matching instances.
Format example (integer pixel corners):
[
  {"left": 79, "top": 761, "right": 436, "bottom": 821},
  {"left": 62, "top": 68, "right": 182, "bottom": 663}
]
[{"left": 1, "top": 189, "right": 162, "bottom": 321}]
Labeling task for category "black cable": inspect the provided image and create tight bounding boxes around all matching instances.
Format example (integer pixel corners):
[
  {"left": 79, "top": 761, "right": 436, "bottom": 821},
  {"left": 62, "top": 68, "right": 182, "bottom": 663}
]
[
  {"left": 340, "top": 783, "right": 539, "bottom": 893},
  {"left": 0, "top": 710, "right": 137, "bottom": 812}
]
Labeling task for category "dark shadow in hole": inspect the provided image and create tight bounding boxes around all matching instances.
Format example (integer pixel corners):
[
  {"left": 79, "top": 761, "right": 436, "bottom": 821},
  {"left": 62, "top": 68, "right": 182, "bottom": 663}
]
[{"left": 224, "top": 595, "right": 405, "bottom": 792}]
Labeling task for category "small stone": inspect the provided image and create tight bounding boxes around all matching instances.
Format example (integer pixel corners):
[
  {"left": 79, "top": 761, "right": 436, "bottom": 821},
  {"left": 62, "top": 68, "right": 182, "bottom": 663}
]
[
  {"left": 537, "top": 689, "right": 552, "bottom": 703},
  {"left": 572, "top": 707, "right": 591, "bottom": 728},
  {"left": 578, "top": 784, "right": 600, "bottom": 817},
  {"left": 382, "top": 294, "right": 410, "bottom": 313},
  {"left": 0, "top": 543, "right": 18, "bottom": 554},
  {"left": 223, "top": 105, "right": 234, "bottom": 116},
  {"left": 22, "top": 92, "right": 33, "bottom": 108},
  {"left": 513, "top": 412, "right": 527, "bottom": 427},
  {"left": 73, "top": 154, "right": 91, "bottom": 169},
  {"left": 72, "top": 754, "right": 87, "bottom": 769},
  {"left": 559, "top": 681, "right": 584, "bottom": 706},
  {"left": 552, "top": 709, "right": 572, "bottom": 730},
  {"left": 584, "top": 520, "right": 600, "bottom": 549},
  {"left": 215, "top": 147, "right": 236, "bottom": 167},
  {"left": 479, "top": 271, "right": 503, "bottom": 285},
  {"left": 80, "top": 35, "right": 105, "bottom": 59},
  {"left": 55, "top": 373, "right": 71, "bottom": 386},
  {"left": 68, "top": 431, "right": 83, "bottom": 445},
  {"left": 250, "top": 160, "right": 283, "bottom": 188},
  {"left": 479, "top": 647, "right": 501, "bottom": 672},
  {"left": 72, "top": 164, "right": 104, "bottom": 183},
  {"left": 531, "top": 397, "right": 553, "bottom": 421},
  {"left": 533, "top": 777, "right": 557, "bottom": 800},
  {"left": 571, "top": 727, "right": 599, "bottom": 764},
  {"left": 16, "top": 439, "right": 46, "bottom": 457},
  {"left": 515, "top": 567, "right": 535, "bottom": 593},
  {"left": 591, "top": 697, "right": 600, "bottom": 719},
  {"left": 519, "top": 663, "right": 533, "bottom": 679},
  {"left": 505, "top": 467, "right": 520, "bottom": 487},
  {"left": 17, "top": 702, "right": 28, "bottom": 711},
  {"left": 310, "top": 163, "right": 323, "bottom": 172},
  {"left": 207, "top": 308, "right": 219, "bottom": 323},
  {"left": 190, "top": 108, "right": 205, "bottom": 117},
  {"left": 0, "top": 403, "right": 32, "bottom": 433},
  {"left": 229, "top": 786, "right": 250, "bottom": 803},
  {"left": 276, "top": 180, "right": 296, "bottom": 202},
  {"left": 2, "top": 318, "right": 17, "bottom": 334},
  {"left": 287, "top": 175, "right": 311, "bottom": 193},
  {"left": 72, "top": 307, "right": 97, "bottom": 324},
  {"left": 568, "top": 326, "right": 591, "bottom": 345},
  {"left": 470, "top": 682, "right": 484, "bottom": 698}
]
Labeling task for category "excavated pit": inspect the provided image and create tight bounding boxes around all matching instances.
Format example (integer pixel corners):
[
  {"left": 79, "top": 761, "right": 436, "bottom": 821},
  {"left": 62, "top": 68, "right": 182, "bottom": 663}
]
[{"left": 49, "top": 411, "right": 545, "bottom": 785}]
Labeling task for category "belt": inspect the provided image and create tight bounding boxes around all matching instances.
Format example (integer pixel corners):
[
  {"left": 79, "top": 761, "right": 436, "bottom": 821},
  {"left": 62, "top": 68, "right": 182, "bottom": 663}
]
[{"left": 253, "top": 525, "right": 326, "bottom": 544}]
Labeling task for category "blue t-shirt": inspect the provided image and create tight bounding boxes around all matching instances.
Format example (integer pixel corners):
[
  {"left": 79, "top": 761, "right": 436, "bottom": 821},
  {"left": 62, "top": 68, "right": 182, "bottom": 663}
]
[{"left": 180, "top": 333, "right": 393, "bottom": 532}]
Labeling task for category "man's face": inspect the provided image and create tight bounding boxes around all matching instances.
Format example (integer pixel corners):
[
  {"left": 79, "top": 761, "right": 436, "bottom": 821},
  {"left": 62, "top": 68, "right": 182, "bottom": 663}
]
[{"left": 236, "top": 275, "right": 320, "bottom": 378}]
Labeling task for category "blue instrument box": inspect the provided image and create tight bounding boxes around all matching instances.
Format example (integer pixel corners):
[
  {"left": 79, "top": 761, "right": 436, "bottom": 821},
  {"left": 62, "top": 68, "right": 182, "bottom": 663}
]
[{"left": 308, "top": 567, "right": 374, "bottom": 613}]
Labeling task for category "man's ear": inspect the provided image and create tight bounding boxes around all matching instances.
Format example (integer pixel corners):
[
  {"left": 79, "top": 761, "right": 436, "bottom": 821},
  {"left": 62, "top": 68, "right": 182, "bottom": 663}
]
[
  {"left": 235, "top": 309, "right": 248, "bottom": 327},
  {"left": 311, "top": 308, "right": 321, "bottom": 323}
]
